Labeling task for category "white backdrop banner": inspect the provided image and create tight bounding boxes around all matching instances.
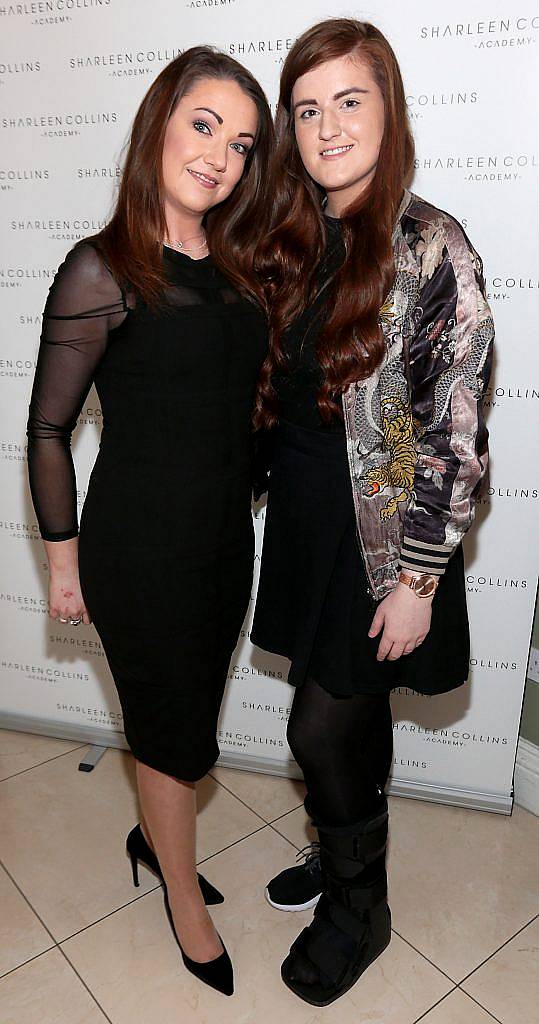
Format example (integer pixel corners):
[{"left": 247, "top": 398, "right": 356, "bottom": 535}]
[{"left": 1, "top": 0, "right": 538, "bottom": 812}]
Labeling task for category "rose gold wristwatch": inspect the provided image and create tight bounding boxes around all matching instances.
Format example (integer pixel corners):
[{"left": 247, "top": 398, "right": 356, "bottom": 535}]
[{"left": 398, "top": 571, "right": 439, "bottom": 598}]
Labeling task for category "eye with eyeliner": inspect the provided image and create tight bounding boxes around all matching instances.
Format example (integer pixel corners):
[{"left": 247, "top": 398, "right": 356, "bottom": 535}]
[
  {"left": 298, "top": 98, "right": 361, "bottom": 121},
  {"left": 193, "top": 119, "right": 250, "bottom": 156}
]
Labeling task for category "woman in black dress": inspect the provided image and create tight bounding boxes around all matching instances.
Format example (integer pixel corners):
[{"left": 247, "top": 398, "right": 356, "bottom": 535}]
[
  {"left": 27, "top": 47, "right": 272, "bottom": 996},
  {"left": 252, "top": 20, "right": 494, "bottom": 1007}
]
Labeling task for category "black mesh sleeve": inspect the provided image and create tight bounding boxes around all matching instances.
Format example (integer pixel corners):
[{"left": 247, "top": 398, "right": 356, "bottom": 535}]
[{"left": 27, "top": 242, "right": 127, "bottom": 541}]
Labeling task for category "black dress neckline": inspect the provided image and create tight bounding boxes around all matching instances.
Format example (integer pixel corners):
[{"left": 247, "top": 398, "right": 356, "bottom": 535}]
[
  {"left": 162, "top": 244, "right": 212, "bottom": 265},
  {"left": 162, "top": 244, "right": 225, "bottom": 288}
]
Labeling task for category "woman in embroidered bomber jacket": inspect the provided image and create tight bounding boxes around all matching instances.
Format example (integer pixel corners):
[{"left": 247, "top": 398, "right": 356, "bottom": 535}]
[{"left": 250, "top": 19, "right": 494, "bottom": 1008}]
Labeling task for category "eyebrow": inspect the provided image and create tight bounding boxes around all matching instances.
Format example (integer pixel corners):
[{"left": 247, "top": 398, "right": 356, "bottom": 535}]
[
  {"left": 293, "top": 87, "right": 369, "bottom": 112},
  {"left": 194, "top": 106, "right": 223, "bottom": 124},
  {"left": 193, "top": 106, "right": 255, "bottom": 142}
]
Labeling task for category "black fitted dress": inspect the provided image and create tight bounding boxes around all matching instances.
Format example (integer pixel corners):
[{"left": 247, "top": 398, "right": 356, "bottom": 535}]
[
  {"left": 27, "top": 241, "right": 267, "bottom": 780},
  {"left": 251, "top": 217, "right": 470, "bottom": 697}
]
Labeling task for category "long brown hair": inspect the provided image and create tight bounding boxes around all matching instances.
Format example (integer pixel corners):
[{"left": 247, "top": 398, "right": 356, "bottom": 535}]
[
  {"left": 95, "top": 46, "right": 274, "bottom": 307},
  {"left": 254, "top": 19, "right": 414, "bottom": 427}
]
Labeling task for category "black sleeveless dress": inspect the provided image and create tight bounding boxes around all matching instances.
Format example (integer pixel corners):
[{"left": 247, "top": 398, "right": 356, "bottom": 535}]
[
  {"left": 251, "top": 217, "right": 470, "bottom": 697},
  {"left": 27, "top": 242, "right": 267, "bottom": 780}
]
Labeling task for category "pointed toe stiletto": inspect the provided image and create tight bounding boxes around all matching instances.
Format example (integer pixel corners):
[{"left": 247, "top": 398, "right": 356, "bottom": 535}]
[
  {"left": 125, "top": 824, "right": 224, "bottom": 906},
  {"left": 164, "top": 889, "right": 234, "bottom": 996}
]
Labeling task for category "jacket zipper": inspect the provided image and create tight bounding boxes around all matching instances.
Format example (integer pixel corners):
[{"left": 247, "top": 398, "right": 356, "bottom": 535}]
[
  {"left": 355, "top": 515, "right": 377, "bottom": 601},
  {"left": 342, "top": 416, "right": 378, "bottom": 601}
]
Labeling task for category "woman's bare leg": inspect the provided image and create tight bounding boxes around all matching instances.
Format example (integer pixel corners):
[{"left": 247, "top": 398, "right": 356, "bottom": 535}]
[{"left": 136, "top": 760, "right": 223, "bottom": 962}]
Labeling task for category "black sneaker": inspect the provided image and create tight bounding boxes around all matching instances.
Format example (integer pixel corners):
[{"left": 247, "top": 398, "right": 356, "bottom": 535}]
[{"left": 265, "top": 843, "right": 322, "bottom": 912}]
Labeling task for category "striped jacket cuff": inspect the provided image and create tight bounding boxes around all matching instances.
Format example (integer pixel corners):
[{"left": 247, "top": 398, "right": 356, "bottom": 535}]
[{"left": 398, "top": 536, "right": 454, "bottom": 576}]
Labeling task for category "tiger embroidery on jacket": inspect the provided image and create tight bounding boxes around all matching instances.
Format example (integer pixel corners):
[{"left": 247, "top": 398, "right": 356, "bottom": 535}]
[{"left": 364, "top": 395, "right": 418, "bottom": 521}]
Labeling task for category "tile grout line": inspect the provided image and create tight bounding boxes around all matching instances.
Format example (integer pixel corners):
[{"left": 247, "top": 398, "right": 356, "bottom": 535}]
[
  {"left": 385, "top": 928, "right": 458, "bottom": 985},
  {"left": 261, "top": 829, "right": 539, "bottom": 1015},
  {"left": 59, "top": 823, "right": 273, "bottom": 944},
  {"left": 196, "top": 821, "right": 270, "bottom": 867},
  {"left": 387, "top": 907, "right": 539, "bottom": 994},
  {"left": 56, "top": 944, "right": 115, "bottom": 1024},
  {"left": 2, "top": 821, "right": 271, "bottom": 955},
  {"left": 208, "top": 772, "right": 307, "bottom": 828},
  {"left": 206, "top": 770, "right": 283, "bottom": 826},
  {"left": 267, "top": 803, "right": 306, "bottom": 825},
  {"left": 1, "top": 767, "right": 281, "bottom": 951},
  {"left": 457, "top": 911, "right": 539, "bottom": 986},
  {"left": 268, "top": 829, "right": 309, "bottom": 855},
  {"left": 409, "top": 985, "right": 459, "bottom": 1024},
  {"left": 5, "top": 762, "right": 536, "bottom": 1018},
  {"left": 57, "top": 883, "right": 163, "bottom": 945},
  {"left": 59, "top": 820, "right": 272, "bottom": 944},
  {"left": 455, "top": 989, "right": 504, "bottom": 1024},
  {"left": 0, "top": 857, "right": 59, "bottom": 950},
  {"left": 410, "top": 986, "right": 503, "bottom": 1024},
  {"left": 0, "top": 946, "right": 56, "bottom": 984},
  {"left": 60, "top": 819, "right": 305, "bottom": 945},
  {"left": 267, "top": 819, "right": 313, "bottom": 853},
  {"left": 0, "top": 854, "right": 113, "bottom": 1022},
  {"left": 0, "top": 744, "right": 87, "bottom": 784}
]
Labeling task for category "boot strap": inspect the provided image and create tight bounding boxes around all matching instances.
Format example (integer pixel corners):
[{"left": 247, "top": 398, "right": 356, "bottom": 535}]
[
  {"left": 319, "top": 819, "right": 388, "bottom": 868},
  {"left": 291, "top": 897, "right": 367, "bottom": 988},
  {"left": 326, "top": 872, "right": 387, "bottom": 910}
]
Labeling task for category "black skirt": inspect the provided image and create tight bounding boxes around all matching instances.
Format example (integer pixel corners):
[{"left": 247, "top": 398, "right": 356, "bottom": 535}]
[{"left": 251, "top": 420, "right": 470, "bottom": 697}]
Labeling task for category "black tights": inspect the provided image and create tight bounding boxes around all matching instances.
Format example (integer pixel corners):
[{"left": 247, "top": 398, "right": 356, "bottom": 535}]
[{"left": 287, "top": 675, "right": 393, "bottom": 826}]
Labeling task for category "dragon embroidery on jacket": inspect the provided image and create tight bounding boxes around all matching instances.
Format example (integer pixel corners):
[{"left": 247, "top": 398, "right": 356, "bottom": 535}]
[{"left": 364, "top": 395, "right": 419, "bottom": 521}]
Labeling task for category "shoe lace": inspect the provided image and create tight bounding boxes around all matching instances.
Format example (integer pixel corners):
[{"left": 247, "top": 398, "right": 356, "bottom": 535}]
[{"left": 295, "top": 842, "right": 320, "bottom": 874}]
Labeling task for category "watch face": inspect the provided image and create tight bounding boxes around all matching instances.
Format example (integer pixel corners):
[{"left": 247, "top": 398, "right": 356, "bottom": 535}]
[{"left": 415, "top": 575, "right": 437, "bottom": 597}]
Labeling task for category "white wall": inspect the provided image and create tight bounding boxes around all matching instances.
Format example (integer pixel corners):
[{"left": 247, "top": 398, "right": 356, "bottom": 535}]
[{"left": 1, "top": 0, "right": 538, "bottom": 811}]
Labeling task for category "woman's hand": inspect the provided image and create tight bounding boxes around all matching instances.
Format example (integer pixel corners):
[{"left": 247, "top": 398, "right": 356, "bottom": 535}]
[
  {"left": 368, "top": 583, "right": 432, "bottom": 661},
  {"left": 44, "top": 538, "right": 91, "bottom": 625},
  {"left": 49, "top": 572, "right": 91, "bottom": 624}
]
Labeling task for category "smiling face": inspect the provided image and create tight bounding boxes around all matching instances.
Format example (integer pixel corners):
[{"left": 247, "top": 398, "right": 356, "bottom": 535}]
[
  {"left": 161, "top": 75, "right": 258, "bottom": 234},
  {"left": 292, "top": 52, "right": 385, "bottom": 217}
]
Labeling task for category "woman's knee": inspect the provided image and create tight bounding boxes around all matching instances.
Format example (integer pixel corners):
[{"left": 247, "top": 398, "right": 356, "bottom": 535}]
[{"left": 286, "top": 712, "right": 331, "bottom": 774}]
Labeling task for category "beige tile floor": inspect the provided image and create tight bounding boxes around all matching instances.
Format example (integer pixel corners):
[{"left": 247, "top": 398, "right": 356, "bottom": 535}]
[{"left": 0, "top": 729, "right": 537, "bottom": 1024}]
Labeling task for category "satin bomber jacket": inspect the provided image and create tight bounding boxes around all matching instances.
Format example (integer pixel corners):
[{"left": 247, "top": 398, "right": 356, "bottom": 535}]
[
  {"left": 255, "top": 188, "right": 494, "bottom": 602},
  {"left": 342, "top": 189, "right": 494, "bottom": 600}
]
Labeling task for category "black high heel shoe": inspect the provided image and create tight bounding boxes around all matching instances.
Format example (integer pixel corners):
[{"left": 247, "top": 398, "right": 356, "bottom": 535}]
[
  {"left": 163, "top": 888, "right": 234, "bottom": 997},
  {"left": 126, "top": 824, "right": 224, "bottom": 906}
]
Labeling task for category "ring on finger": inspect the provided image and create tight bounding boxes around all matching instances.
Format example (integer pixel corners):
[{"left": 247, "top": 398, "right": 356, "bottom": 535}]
[{"left": 69, "top": 617, "right": 82, "bottom": 626}]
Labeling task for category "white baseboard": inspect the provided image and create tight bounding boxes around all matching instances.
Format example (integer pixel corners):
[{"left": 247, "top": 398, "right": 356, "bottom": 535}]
[{"left": 514, "top": 738, "right": 539, "bottom": 816}]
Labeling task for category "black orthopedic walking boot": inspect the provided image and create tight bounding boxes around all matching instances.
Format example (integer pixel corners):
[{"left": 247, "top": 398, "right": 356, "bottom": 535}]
[{"left": 280, "top": 796, "right": 391, "bottom": 1006}]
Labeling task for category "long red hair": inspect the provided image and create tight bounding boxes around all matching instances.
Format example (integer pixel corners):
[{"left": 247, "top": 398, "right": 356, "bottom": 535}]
[
  {"left": 95, "top": 46, "right": 274, "bottom": 307},
  {"left": 254, "top": 19, "right": 414, "bottom": 427}
]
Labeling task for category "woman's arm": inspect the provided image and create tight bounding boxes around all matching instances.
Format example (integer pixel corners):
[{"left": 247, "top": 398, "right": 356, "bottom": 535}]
[
  {"left": 400, "top": 214, "right": 494, "bottom": 574},
  {"left": 27, "top": 242, "right": 126, "bottom": 621},
  {"left": 370, "top": 214, "right": 494, "bottom": 661},
  {"left": 44, "top": 537, "right": 90, "bottom": 624}
]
